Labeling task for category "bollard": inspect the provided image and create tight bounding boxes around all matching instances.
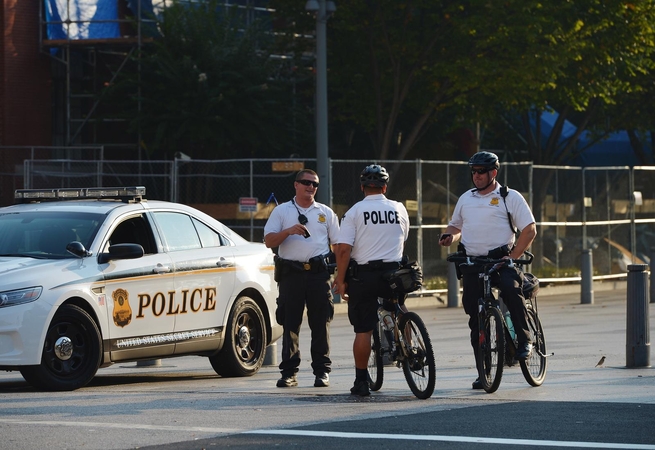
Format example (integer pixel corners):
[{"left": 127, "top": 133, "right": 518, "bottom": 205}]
[
  {"left": 626, "top": 264, "right": 650, "bottom": 367},
  {"left": 650, "top": 248, "right": 655, "bottom": 304},
  {"left": 580, "top": 248, "right": 594, "bottom": 304},
  {"left": 264, "top": 342, "right": 278, "bottom": 366},
  {"left": 447, "top": 261, "right": 461, "bottom": 308}
]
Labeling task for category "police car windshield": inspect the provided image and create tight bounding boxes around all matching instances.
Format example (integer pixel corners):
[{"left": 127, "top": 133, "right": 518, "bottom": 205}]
[{"left": 0, "top": 211, "right": 103, "bottom": 258}]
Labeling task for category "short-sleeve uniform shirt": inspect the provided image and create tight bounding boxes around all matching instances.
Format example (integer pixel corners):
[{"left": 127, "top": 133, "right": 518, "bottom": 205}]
[
  {"left": 337, "top": 194, "right": 410, "bottom": 264},
  {"left": 264, "top": 198, "right": 339, "bottom": 262},
  {"left": 449, "top": 183, "right": 535, "bottom": 257}
]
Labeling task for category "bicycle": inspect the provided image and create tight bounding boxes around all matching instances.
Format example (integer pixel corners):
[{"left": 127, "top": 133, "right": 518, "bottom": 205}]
[
  {"left": 446, "top": 251, "right": 548, "bottom": 393},
  {"left": 367, "top": 294, "right": 436, "bottom": 399}
]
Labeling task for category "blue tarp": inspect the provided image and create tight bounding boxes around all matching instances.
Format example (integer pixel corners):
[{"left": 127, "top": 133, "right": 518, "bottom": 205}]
[
  {"left": 535, "top": 110, "right": 654, "bottom": 166},
  {"left": 45, "top": 0, "right": 120, "bottom": 40},
  {"left": 44, "top": 0, "right": 156, "bottom": 40}
]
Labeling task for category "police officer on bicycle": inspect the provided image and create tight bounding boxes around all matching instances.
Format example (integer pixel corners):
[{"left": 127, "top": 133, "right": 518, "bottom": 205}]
[
  {"left": 439, "top": 151, "right": 537, "bottom": 390},
  {"left": 264, "top": 169, "right": 340, "bottom": 389},
  {"left": 333, "top": 164, "right": 410, "bottom": 396}
]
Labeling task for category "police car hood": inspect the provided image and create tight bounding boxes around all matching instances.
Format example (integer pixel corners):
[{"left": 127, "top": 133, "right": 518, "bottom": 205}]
[{"left": 0, "top": 256, "right": 72, "bottom": 275}]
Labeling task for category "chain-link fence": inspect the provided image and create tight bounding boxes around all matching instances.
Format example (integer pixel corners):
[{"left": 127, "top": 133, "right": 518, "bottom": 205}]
[{"left": 16, "top": 156, "right": 655, "bottom": 281}]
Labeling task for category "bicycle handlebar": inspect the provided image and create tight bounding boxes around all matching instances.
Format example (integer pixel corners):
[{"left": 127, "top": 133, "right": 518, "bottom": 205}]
[{"left": 446, "top": 251, "right": 534, "bottom": 267}]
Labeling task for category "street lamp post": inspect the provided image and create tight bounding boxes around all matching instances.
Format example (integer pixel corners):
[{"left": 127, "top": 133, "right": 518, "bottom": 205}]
[{"left": 306, "top": 0, "right": 335, "bottom": 206}]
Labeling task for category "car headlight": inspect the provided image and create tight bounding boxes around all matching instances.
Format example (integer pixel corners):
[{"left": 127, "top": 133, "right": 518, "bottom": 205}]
[{"left": 0, "top": 287, "right": 43, "bottom": 308}]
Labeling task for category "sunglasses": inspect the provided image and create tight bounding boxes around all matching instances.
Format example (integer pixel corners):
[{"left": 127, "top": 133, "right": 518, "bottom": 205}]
[
  {"left": 470, "top": 168, "right": 492, "bottom": 175},
  {"left": 297, "top": 179, "right": 319, "bottom": 188}
]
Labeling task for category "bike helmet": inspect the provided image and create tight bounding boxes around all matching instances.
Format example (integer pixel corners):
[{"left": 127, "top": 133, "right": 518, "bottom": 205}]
[
  {"left": 360, "top": 164, "right": 389, "bottom": 188},
  {"left": 468, "top": 151, "right": 500, "bottom": 170}
]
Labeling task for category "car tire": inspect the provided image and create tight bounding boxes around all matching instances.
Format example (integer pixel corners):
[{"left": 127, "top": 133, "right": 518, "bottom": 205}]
[
  {"left": 209, "top": 296, "right": 267, "bottom": 377},
  {"left": 20, "top": 304, "right": 102, "bottom": 391}
]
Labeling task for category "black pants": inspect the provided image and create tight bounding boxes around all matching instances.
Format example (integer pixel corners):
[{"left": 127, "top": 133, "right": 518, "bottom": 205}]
[
  {"left": 278, "top": 269, "right": 333, "bottom": 377},
  {"left": 461, "top": 265, "right": 531, "bottom": 354}
]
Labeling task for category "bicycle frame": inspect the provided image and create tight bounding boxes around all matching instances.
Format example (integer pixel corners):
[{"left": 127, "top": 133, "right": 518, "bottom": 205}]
[
  {"left": 368, "top": 295, "right": 436, "bottom": 399},
  {"left": 447, "top": 250, "right": 548, "bottom": 392}
]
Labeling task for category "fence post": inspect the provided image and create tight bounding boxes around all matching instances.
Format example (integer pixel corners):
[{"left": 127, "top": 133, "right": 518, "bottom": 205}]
[
  {"left": 447, "top": 261, "right": 460, "bottom": 307},
  {"left": 626, "top": 264, "right": 650, "bottom": 368},
  {"left": 650, "top": 248, "right": 655, "bottom": 304},
  {"left": 581, "top": 248, "right": 594, "bottom": 304}
]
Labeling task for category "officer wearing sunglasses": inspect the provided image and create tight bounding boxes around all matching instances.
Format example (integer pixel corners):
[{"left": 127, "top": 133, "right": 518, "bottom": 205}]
[
  {"left": 264, "top": 169, "right": 339, "bottom": 389},
  {"left": 439, "top": 151, "right": 537, "bottom": 390}
]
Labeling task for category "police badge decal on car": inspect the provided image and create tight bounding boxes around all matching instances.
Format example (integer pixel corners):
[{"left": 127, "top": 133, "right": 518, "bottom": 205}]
[{"left": 112, "top": 288, "right": 133, "bottom": 327}]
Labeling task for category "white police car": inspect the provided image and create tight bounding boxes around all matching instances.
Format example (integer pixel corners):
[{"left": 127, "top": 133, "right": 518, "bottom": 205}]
[{"left": 0, "top": 187, "right": 281, "bottom": 391}]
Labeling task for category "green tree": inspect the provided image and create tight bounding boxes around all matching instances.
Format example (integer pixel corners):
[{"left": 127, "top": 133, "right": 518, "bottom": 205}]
[
  {"left": 271, "top": 0, "right": 655, "bottom": 164},
  {"left": 106, "top": 0, "right": 313, "bottom": 159},
  {"left": 271, "top": 0, "right": 576, "bottom": 160},
  {"left": 514, "top": 1, "right": 655, "bottom": 166}
]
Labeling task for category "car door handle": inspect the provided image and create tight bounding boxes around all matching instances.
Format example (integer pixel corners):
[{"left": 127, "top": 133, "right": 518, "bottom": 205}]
[
  {"left": 153, "top": 263, "right": 171, "bottom": 274},
  {"left": 217, "top": 257, "right": 234, "bottom": 268}
]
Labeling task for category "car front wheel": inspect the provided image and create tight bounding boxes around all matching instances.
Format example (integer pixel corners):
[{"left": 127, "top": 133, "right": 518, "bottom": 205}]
[
  {"left": 209, "top": 296, "right": 267, "bottom": 377},
  {"left": 20, "top": 304, "right": 102, "bottom": 391}
]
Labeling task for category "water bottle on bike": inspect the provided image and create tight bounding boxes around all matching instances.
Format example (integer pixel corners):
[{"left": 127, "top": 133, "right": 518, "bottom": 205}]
[{"left": 377, "top": 297, "right": 394, "bottom": 331}]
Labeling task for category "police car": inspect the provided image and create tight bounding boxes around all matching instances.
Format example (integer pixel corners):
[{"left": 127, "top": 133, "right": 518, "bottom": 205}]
[{"left": 0, "top": 187, "right": 281, "bottom": 391}]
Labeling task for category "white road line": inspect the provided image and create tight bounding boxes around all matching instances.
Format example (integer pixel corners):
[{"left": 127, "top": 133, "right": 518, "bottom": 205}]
[
  {"left": 2, "top": 419, "right": 651, "bottom": 449},
  {"left": 245, "top": 429, "right": 655, "bottom": 449},
  {"left": 0, "top": 419, "right": 238, "bottom": 434}
]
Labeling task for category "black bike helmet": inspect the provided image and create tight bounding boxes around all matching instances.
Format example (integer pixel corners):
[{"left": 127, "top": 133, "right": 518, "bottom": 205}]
[
  {"left": 360, "top": 164, "right": 389, "bottom": 188},
  {"left": 468, "top": 151, "right": 500, "bottom": 169}
]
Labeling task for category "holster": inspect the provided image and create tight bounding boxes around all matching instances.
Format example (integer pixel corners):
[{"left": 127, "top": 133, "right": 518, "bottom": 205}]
[
  {"left": 326, "top": 251, "right": 336, "bottom": 275},
  {"left": 455, "top": 243, "right": 465, "bottom": 279},
  {"left": 487, "top": 244, "right": 512, "bottom": 259},
  {"left": 346, "top": 259, "right": 358, "bottom": 280},
  {"left": 308, "top": 255, "right": 328, "bottom": 273},
  {"left": 273, "top": 255, "right": 290, "bottom": 282}
]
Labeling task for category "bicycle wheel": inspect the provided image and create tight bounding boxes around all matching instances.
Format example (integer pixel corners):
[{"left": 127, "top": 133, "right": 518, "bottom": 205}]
[
  {"left": 478, "top": 308, "right": 505, "bottom": 393},
  {"left": 520, "top": 306, "right": 547, "bottom": 386},
  {"left": 397, "top": 312, "right": 436, "bottom": 399},
  {"left": 367, "top": 323, "right": 384, "bottom": 391}
]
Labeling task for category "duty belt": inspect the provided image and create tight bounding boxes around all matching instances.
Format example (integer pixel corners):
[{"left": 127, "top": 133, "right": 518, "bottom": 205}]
[
  {"left": 357, "top": 261, "right": 400, "bottom": 272},
  {"left": 278, "top": 255, "right": 328, "bottom": 273}
]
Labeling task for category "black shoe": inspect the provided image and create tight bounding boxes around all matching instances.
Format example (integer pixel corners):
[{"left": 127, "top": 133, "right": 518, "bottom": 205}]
[
  {"left": 516, "top": 342, "right": 533, "bottom": 360},
  {"left": 350, "top": 379, "right": 370, "bottom": 396},
  {"left": 276, "top": 375, "right": 298, "bottom": 387},
  {"left": 472, "top": 378, "right": 484, "bottom": 390},
  {"left": 314, "top": 373, "right": 329, "bottom": 387}
]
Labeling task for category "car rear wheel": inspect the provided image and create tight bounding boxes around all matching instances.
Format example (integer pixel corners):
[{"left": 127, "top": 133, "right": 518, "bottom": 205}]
[
  {"left": 20, "top": 304, "right": 102, "bottom": 391},
  {"left": 209, "top": 296, "right": 267, "bottom": 377}
]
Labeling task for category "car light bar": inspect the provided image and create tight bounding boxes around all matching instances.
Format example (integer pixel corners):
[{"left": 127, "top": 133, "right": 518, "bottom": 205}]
[{"left": 14, "top": 186, "right": 146, "bottom": 203}]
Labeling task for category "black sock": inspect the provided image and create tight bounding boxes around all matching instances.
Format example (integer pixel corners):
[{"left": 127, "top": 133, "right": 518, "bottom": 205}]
[{"left": 355, "top": 368, "right": 368, "bottom": 382}]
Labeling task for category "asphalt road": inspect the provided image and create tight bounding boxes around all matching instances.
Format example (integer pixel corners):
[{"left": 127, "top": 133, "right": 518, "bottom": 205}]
[{"left": 1, "top": 287, "right": 654, "bottom": 450}]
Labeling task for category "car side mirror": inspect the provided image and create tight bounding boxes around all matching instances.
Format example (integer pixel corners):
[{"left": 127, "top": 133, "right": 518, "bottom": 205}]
[
  {"left": 66, "top": 241, "right": 92, "bottom": 258},
  {"left": 98, "top": 243, "right": 144, "bottom": 264}
]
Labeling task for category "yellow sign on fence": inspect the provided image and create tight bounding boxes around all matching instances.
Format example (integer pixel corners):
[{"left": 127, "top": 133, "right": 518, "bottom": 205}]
[{"left": 272, "top": 161, "right": 304, "bottom": 172}]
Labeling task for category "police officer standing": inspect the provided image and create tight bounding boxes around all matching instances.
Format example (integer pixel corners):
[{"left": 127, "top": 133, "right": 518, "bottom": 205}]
[
  {"left": 333, "top": 164, "right": 410, "bottom": 396},
  {"left": 264, "top": 169, "right": 340, "bottom": 388}
]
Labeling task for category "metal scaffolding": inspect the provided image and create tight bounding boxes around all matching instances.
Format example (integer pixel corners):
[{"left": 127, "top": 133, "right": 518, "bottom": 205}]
[{"left": 38, "top": 0, "right": 156, "bottom": 158}]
